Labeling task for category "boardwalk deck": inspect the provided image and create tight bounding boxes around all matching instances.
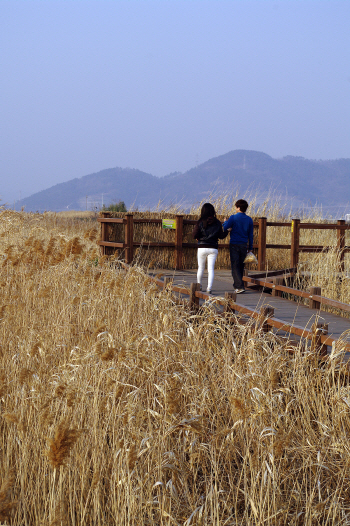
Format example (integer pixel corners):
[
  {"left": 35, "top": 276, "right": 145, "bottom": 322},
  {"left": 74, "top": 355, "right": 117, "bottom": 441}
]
[{"left": 150, "top": 269, "right": 350, "bottom": 347}]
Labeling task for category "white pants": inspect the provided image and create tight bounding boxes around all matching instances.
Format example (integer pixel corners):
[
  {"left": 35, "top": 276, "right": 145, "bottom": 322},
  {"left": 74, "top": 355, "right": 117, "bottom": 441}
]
[{"left": 197, "top": 247, "right": 218, "bottom": 291}]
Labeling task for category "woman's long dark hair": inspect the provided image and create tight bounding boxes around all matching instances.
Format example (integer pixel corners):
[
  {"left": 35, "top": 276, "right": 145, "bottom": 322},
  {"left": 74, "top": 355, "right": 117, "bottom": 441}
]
[{"left": 199, "top": 203, "right": 216, "bottom": 228}]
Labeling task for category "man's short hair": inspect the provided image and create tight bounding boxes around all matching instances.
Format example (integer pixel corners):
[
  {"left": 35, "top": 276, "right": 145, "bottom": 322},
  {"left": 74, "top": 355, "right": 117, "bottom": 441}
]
[{"left": 235, "top": 199, "right": 249, "bottom": 213}]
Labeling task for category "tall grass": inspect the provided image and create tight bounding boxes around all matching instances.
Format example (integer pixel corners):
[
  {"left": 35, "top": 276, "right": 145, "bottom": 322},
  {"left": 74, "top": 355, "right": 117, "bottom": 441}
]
[{"left": 0, "top": 208, "right": 350, "bottom": 524}]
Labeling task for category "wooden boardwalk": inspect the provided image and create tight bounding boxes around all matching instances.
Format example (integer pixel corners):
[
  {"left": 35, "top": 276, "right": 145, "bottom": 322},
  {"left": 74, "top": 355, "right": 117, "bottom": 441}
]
[{"left": 151, "top": 269, "right": 350, "bottom": 348}]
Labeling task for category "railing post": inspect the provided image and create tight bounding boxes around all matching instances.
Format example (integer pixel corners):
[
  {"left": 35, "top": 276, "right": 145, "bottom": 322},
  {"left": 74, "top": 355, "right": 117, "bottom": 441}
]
[
  {"left": 272, "top": 276, "right": 283, "bottom": 297},
  {"left": 311, "top": 322, "right": 328, "bottom": 360},
  {"left": 290, "top": 218, "right": 300, "bottom": 268},
  {"left": 309, "top": 286, "right": 321, "bottom": 310},
  {"left": 125, "top": 213, "right": 134, "bottom": 264},
  {"left": 259, "top": 306, "right": 274, "bottom": 333},
  {"left": 337, "top": 220, "right": 345, "bottom": 273},
  {"left": 257, "top": 217, "right": 267, "bottom": 271},
  {"left": 224, "top": 291, "right": 237, "bottom": 315},
  {"left": 100, "top": 212, "right": 109, "bottom": 256},
  {"left": 189, "top": 282, "right": 200, "bottom": 309},
  {"left": 175, "top": 215, "right": 183, "bottom": 270}
]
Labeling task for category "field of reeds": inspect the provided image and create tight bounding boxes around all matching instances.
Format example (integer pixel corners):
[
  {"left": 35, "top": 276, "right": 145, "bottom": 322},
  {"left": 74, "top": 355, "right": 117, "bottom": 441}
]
[{"left": 0, "top": 205, "right": 350, "bottom": 525}]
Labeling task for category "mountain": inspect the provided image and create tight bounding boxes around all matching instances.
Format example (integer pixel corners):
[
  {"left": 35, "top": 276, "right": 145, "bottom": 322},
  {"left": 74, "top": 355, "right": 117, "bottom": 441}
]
[
  {"left": 14, "top": 167, "right": 162, "bottom": 212},
  {"left": 13, "top": 150, "right": 350, "bottom": 214}
]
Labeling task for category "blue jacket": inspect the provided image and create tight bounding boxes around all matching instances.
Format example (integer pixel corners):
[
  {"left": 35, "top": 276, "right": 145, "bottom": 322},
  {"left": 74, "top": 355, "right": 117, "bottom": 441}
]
[{"left": 223, "top": 212, "right": 253, "bottom": 250}]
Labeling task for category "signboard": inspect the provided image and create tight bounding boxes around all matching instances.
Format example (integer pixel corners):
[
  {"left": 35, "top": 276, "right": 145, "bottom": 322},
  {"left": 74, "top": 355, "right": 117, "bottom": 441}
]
[{"left": 162, "top": 219, "right": 176, "bottom": 230}]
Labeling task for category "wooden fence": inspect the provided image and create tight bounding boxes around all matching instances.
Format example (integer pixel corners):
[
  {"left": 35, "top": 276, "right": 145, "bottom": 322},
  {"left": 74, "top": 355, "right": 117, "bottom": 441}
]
[
  {"left": 127, "top": 265, "right": 350, "bottom": 354},
  {"left": 98, "top": 213, "right": 350, "bottom": 271}
]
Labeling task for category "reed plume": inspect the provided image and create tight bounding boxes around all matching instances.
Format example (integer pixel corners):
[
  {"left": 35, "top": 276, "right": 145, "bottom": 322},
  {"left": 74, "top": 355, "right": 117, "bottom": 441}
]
[
  {"left": 46, "top": 420, "right": 81, "bottom": 469},
  {"left": 0, "top": 469, "right": 17, "bottom": 523}
]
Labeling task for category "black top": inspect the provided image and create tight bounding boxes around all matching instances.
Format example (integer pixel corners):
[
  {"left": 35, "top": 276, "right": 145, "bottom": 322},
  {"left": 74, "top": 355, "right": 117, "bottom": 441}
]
[{"left": 192, "top": 217, "right": 228, "bottom": 249}]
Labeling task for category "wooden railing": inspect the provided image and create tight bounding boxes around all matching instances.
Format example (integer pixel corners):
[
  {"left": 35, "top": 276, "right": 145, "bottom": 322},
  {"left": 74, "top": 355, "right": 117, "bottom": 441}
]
[
  {"left": 98, "top": 214, "right": 350, "bottom": 271},
  {"left": 142, "top": 270, "right": 350, "bottom": 354},
  {"left": 243, "top": 274, "right": 350, "bottom": 314}
]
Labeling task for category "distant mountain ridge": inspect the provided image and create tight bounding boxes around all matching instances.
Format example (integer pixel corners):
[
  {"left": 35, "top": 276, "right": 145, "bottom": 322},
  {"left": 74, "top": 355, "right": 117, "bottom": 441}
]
[{"left": 14, "top": 150, "right": 350, "bottom": 214}]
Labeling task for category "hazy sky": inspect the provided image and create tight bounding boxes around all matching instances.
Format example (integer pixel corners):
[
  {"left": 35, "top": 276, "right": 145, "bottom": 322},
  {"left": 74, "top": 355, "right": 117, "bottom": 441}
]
[{"left": 1, "top": 0, "right": 349, "bottom": 203}]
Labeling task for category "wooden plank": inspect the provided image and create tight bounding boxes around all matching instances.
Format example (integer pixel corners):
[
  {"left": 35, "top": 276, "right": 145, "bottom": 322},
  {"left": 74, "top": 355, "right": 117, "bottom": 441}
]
[
  {"left": 175, "top": 215, "right": 184, "bottom": 270},
  {"left": 266, "top": 244, "right": 291, "bottom": 249},
  {"left": 337, "top": 219, "right": 346, "bottom": 272},
  {"left": 154, "top": 278, "right": 165, "bottom": 288},
  {"left": 224, "top": 291, "right": 237, "bottom": 314},
  {"left": 171, "top": 284, "right": 190, "bottom": 295},
  {"left": 155, "top": 278, "right": 188, "bottom": 295},
  {"left": 189, "top": 282, "right": 200, "bottom": 308},
  {"left": 97, "top": 217, "right": 126, "bottom": 223},
  {"left": 196, "top": 291, "right": 212, "bottom": 300},
  {"left": 266, "top": 317, "right": 350, "bottom": 352},
  {"left": 300, "top": 223, "right": 343, "bottom": 230},
  {"left": 133, "top": 242, "right": 176, "bottom": 248},
  {"left": 311, "top": 295, "right": 350, "bottom": 313},
  {"left": 243, "top": 276, "right": 350, "bottom": 313},
  {"left": 97, "top": 241, "right": 126, "bottom": 248},
  {"left": 311, "top": 322, "right": 328, "bottom": 358},
  {"left": 243, "top": 275, "right": 311, "bottom": 299},
  {"left": 125, "top": 214, "right": 134, "bottom": 264},
  {"left": 299, "top": 246, "right": 330, "bottom": 252},
  {"left": 272, "top": 277, "right": 284, "bottom": 297},
  {"left": 266, "top": 222, "right": 292, "bottom": 227},
  {"left": 133, "top": 218, "right": 162, "bottom": 224},
  {"left": 258, "top": 217, "right": 267, "bottom": 271},
  {"left": 100, "top": 212, "right": 109, "bottom": 256},
  {"left": 290, "top": 218, "right": 300, "bottom": 267},
  {"left": 309, "top": 286, "right": 321, "bottom": 310},
  {"left": 249, "top": 268, "right": 296, "bottom": 279}
]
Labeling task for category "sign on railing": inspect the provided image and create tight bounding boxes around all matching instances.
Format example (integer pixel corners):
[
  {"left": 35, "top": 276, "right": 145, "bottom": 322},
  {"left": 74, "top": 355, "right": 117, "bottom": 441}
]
[{"left": 162, "top": 219, "right": 176, "bottom": 229}]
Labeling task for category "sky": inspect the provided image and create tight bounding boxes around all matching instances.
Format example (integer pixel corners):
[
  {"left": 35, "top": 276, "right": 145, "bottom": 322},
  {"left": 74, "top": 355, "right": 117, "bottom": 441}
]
[{"left": 1, "top": 0, "right": 349, "bottom": 203}]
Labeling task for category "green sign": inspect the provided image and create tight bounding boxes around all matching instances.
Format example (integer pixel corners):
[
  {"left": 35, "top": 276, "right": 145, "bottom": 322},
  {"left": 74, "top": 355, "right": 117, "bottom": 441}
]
[{"left": 162, "top": 219, "right": 176, "bottom": 230}]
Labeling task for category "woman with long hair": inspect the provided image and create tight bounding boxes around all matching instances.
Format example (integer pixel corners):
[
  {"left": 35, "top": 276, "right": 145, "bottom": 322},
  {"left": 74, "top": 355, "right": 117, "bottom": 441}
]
[{"left": 192, "top": 203, "right": 227, "bottom": 294}]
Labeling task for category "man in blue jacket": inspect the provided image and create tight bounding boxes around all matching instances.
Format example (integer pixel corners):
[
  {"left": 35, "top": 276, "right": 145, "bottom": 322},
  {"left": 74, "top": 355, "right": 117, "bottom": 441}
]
[{"left": 223, "top": 199, "right": 253, "bottom": 293}]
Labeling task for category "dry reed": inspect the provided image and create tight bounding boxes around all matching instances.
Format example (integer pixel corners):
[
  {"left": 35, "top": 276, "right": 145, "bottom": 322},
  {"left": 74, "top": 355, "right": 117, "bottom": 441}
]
[{"left": 0, "top": 206, "right": 349, "bottom": 525}]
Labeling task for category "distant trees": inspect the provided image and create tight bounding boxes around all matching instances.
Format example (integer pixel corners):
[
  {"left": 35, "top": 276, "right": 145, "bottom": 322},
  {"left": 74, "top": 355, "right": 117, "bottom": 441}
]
[{"left": 102, "top": 200, "right": 127, "bottom": 212}]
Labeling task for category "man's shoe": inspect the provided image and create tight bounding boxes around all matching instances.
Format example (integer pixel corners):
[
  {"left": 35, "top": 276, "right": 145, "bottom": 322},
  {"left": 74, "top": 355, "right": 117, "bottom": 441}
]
[
  {"left": 235, "top": 288, "right": 245, "bottom": 294},
  {"left": 206, "top": 288, "right": 212, "bottom": 294}
]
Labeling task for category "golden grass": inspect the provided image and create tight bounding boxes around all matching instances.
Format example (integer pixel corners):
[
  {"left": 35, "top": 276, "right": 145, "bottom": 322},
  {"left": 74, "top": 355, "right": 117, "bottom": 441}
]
[
  {"left": 48, "top": 210, "right": 97, "bottom": 219},
  {"left": 1, "top": 206, "right": 350, "bottom": 525}
]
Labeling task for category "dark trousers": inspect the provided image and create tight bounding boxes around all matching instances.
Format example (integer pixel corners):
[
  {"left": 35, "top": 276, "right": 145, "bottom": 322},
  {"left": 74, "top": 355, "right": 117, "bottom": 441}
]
[{"left": 229, "top": 244, "right": 247, "bottom": 289}]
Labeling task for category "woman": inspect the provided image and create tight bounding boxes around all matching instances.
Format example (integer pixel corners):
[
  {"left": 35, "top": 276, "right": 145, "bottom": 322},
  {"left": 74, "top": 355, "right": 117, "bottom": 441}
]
[{"left": 192, "top": 203, "right": 227, "bottom": 294}]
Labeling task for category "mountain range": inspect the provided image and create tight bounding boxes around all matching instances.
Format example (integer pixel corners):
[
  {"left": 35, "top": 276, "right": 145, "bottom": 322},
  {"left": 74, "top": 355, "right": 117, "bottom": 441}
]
[{"left": 12, "top": 150, "right": 350, "bottom": 215}]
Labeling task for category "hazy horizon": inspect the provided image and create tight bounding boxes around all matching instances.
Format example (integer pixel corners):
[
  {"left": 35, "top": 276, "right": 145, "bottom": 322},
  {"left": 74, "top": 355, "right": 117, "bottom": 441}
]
[{"left": 1, "top": 0, "right": 349, "bottom": 204}]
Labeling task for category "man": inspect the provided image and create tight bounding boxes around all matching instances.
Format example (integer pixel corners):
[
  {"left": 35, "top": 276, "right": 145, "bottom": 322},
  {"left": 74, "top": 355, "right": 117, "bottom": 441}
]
[{"left": 223, "top": 199, "right": 253, "bottom": 293}]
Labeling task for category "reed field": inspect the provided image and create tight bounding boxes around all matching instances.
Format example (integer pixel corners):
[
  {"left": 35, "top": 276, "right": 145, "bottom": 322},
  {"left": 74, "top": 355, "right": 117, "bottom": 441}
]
[{"left": 0, "top": 204, "right": 350, "bottom": 525}]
